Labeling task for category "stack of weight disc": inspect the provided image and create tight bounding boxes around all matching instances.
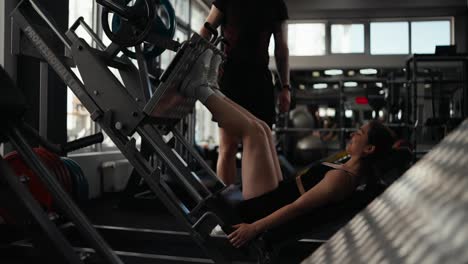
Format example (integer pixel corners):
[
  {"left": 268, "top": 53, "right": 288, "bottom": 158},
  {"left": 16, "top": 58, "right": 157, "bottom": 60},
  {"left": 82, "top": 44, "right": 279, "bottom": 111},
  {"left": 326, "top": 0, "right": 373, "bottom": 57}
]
[
  {"left": 61, "top": 157, "right": 89, "bottom": 203},
  {"left": 1, "top": 148, "right": 88, "bottom": 224}
]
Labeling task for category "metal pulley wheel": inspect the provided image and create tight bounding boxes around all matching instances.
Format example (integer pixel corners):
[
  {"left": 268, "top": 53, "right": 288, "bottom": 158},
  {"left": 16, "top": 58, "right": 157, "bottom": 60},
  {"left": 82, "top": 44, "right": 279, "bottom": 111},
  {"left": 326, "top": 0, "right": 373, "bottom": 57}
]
[
  {"left": 101, "top": 0, "right": 156, "bottom": 48},
  {"left": 102, "top": 0, "right": 176, "bottom": 59}
]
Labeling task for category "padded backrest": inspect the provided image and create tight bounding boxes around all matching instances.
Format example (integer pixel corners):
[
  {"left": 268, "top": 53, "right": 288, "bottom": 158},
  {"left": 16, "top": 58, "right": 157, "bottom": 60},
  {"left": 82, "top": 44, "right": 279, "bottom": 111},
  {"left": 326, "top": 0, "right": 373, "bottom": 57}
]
[
  {"left": 264, "top": 186, "right": 381, "bottom": 246},
  {"left": 302, "top": 118, "right": 468, "bottom": 264},
  {"left": 0, "top": 66, "right": 27, "bottom": 122},
  {"left": 372, "top": 147, "right": 413, "bottom": 186}
]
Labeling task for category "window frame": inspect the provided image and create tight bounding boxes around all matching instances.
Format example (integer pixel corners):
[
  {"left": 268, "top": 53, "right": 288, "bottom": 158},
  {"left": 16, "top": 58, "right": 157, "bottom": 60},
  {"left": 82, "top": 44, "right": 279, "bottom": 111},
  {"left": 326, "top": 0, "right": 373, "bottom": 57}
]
[
  {"left": 369, "top": 17, "right": 453, "bottom": 55},
  {"left": 68, "top": 0, "right": 101, "bottom": 153},
  {"left": 369, "top": 20, "right": 410, "bottom": 55},
  {"left": 330, "top": 22, "right": 366, "bottom": 55},
  {"left": 190, "top": 0, "right": 210, "bottom": 34},
  {"left": 271, "top": 17, "right": 453, "bottom": 57},
  {"left": 409, "top": 18, "right": 453, "bottom": 54},
  {"left": 287, "top": 20, "right": 328, "bottom": 56}
]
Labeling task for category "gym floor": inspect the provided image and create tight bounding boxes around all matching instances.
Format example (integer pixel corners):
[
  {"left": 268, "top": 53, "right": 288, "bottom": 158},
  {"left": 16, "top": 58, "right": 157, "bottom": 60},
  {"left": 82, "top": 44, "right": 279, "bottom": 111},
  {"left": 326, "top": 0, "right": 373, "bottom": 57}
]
[{"left": 80, "top": 194, "right": 320, "bottom": 263}]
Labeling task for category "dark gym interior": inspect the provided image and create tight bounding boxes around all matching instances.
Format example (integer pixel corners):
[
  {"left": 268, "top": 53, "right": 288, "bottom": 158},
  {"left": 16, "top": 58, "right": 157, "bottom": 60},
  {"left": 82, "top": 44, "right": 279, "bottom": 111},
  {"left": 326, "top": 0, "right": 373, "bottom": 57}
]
[{"left": 1, "top": 0, "right": 468, "bottom": 263}]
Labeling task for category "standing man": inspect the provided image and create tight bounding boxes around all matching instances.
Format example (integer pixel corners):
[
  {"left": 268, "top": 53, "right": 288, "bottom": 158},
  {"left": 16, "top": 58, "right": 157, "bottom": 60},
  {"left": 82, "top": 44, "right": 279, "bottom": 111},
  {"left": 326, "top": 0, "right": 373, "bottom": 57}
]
[{"left": 200, "top": 0, "right": 291, "bottom": 185}]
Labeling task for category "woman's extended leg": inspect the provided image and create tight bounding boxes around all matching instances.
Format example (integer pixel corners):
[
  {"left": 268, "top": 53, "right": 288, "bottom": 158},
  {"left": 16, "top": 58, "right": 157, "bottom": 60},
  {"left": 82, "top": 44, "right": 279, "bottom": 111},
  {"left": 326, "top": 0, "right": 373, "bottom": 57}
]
[
  {"left": 180, "top": 49, "right": 279, "bottom": 198},
  {"left": 203, "top": 94, "right": 278, "bottom": 199},
  {"left": 207, "top": 53, "right": 283, "bottom": 185},
  {"left": 217, "top": 95, "right": 283, "bottom": 183},
  {"left": 217, "top": 128, "right": 238, "bottom": 185}
]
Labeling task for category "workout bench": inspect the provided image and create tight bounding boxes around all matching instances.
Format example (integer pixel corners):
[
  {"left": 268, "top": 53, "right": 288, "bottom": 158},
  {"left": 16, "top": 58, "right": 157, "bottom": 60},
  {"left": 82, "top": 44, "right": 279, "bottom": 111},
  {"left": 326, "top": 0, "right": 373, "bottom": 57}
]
[{"left": 303, "top": 118, "right": 468, "bottom": 263}]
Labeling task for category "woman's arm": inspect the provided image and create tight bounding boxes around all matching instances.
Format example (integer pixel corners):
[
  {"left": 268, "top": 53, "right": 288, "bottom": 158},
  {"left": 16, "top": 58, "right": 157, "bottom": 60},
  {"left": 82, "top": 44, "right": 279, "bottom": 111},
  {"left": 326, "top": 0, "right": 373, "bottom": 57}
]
[{"left": 228, "top": 170, "right": 354, "bottom": 248}]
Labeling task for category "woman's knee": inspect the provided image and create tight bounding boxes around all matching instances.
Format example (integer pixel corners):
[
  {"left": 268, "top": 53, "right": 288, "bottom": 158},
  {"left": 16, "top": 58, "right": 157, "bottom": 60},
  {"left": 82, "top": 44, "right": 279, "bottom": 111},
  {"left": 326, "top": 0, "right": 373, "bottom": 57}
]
[
  {"left": 219, "top": 136, "right": 238, "bottom": 158},
  {"left": 245, "top": 120, "right": 268, "bottom": 143},
  {"left": 257, "top": 119, "right": 272, "bottom": 135},
  {"left": 248, "top": 118, "right": 272, "bottom": 138}
]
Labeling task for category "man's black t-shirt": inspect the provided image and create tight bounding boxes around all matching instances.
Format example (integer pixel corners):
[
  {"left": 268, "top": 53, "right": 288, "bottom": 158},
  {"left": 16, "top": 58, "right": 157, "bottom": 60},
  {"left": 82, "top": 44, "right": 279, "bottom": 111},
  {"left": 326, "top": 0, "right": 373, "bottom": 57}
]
[
  {"left": 213, "top": 0, "right": 288, "bottom": 68},
  {"left": 212, "top": 0, "right": 288, "bottom": 126}
]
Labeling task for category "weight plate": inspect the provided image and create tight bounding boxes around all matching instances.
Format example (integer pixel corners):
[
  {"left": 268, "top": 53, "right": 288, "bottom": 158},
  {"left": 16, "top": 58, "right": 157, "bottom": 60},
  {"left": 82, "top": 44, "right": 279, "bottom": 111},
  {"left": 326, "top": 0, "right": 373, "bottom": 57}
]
[{"left": 5, "top": 152, "right": 53, "bottom": 210}]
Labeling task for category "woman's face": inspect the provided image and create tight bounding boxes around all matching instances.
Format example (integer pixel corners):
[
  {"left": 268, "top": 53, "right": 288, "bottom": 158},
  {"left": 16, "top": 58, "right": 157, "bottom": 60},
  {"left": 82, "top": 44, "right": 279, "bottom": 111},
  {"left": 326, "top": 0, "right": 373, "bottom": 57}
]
[{"left": 346, "top": 123, "right": 374, "bottom": 157}]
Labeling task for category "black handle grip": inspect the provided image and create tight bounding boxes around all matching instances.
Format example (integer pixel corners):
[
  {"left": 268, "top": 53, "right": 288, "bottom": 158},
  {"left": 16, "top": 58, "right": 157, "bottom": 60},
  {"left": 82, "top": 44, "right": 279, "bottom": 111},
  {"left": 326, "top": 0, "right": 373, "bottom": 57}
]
[
  {"left": 19, "top": 123, "right": 104, "bottom": 155},
  {"left": 204, "top": 22, "right": 218, "bottom": 42},
  {"left": 62, "top": 133, "right": 104, "bottom": 154},
  {"left": 96, "top": 0, "right": 134, "bottom": 20}
]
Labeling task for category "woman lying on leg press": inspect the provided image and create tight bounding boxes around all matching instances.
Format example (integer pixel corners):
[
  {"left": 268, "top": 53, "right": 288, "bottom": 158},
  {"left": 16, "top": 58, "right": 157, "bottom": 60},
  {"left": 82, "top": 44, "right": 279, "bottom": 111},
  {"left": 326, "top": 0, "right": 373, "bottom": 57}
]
[{"left": 179, "top": 49, "right": 396, "bottom": 248}]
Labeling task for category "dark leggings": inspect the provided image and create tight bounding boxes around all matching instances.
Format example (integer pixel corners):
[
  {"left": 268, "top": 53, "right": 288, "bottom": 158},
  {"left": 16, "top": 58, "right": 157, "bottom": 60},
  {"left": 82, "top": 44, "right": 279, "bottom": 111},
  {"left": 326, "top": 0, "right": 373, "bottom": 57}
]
[
  {"left": 236, "top": 164, "right": 333, "bottom": 223},
  {"left": 236, "top": 178, "right": 300, "bottom": 223}
]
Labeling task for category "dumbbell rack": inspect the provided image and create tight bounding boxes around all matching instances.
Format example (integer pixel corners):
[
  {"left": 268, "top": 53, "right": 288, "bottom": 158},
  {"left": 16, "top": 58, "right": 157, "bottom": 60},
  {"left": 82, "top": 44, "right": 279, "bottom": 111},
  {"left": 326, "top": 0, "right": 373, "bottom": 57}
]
[{"left": 10, "top": 0, "right": 268, "bottom": 263}]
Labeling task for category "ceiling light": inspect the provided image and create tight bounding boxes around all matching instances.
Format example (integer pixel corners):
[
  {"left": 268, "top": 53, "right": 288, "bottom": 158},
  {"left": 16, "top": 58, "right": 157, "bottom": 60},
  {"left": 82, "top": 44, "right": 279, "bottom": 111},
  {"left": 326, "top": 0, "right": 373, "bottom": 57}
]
[
  {"left": 344, "top": 81, "right": 358, "bottom": 87},
  {"left": 360, "top": 68, "right": 378, "bottom": 75},
  {"left": 379, "top": 110, "right": 384, "bottom": 118},
  {"left": 313, "top": 83, "right": 328, "bottom": 89},
  {"left": 312, "top": 71, "right": 321, "bottom": 77},
  {"left": 324, "top": 69, "right": 343, "bottom": 76},
  {"left": 318, "top": 108, "right": 327, "bottom": 117}
]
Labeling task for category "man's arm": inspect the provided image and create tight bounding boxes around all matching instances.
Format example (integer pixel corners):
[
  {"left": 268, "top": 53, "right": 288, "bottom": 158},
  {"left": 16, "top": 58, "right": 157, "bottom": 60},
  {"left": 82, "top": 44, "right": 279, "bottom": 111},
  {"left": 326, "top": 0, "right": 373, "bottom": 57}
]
[
  {"left": 199, "top": 5, "right": 223, "bottom": 39},
  {"left": 274, "top": 21, "right": 290, "bottom": 87},
  {"left": 273, "top": 21, "right": 291, "bottom": 113}
]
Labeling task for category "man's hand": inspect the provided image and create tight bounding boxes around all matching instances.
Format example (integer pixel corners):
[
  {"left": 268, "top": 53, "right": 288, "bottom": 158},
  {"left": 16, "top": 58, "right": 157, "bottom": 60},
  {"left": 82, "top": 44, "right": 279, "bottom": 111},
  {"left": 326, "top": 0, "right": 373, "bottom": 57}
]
[{"left": 278, "top": 88, "right": 291, "bottom": 113}]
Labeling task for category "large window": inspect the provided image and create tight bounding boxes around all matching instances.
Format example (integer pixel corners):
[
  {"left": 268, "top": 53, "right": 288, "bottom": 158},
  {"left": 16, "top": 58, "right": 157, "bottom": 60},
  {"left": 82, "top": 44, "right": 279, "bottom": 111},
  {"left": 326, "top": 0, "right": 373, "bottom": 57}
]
[
  {"left": 169, "top": 0, "right": 190, "bottom": 24},
  {"left": 191, "top": 0, "right": 208, "bottom": 33},
  {"left": 68, "top": 0, "right": 96, "bottom": 149},
  {"left": 370, "top": 22, "right": 409, "bottom": 55},
  {"left": 331, "top": 24, "right": 365, "bottom": 54},
  {"left": 268, "top": 18, "right": 452, "bottom": 57},
  {"left": 288, "top": 23, "right": 326, "bottom": 56},
  {"left": 160, "top": 28, "right": 189, "bottom": 70},
  {"left": 189, "top": 0, "right": 218, "bottom": 145},
  {"left": 67, "top": 0, "right": 213, "bottom": 151},
  {"left": 411, "top": 21, "right": 451, "bottom": 54}
]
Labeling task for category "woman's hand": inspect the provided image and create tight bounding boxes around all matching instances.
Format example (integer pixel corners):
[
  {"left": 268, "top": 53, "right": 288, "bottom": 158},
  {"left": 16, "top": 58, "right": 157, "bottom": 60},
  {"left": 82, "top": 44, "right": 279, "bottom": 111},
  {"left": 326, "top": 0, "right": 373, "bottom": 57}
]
[{"left": 228, "top": 223, "right": 260, "bottom": 248}]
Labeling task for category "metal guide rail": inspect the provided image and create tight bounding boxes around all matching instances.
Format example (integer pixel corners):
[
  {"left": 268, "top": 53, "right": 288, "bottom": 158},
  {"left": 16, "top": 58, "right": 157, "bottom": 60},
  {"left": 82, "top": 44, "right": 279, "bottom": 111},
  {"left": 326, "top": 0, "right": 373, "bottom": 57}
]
[{"left": 10, "top": 0, "right": 264, "bottom": 263}]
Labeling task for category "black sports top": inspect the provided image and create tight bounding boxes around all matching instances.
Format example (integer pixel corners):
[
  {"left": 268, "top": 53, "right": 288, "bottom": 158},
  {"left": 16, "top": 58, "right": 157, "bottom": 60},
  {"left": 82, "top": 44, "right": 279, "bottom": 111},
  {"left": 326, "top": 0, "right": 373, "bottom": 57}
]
[
  {"left": 237, "top": 162, "right": 357, "bottom": 223},
  {"left": 296, "top": 162, "right": 358, "bottom": 194}
]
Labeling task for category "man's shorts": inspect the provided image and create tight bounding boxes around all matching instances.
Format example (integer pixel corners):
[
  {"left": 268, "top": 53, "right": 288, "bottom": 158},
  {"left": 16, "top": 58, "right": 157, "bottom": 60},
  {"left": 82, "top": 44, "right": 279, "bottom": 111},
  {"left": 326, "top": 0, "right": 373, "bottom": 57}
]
[{"left": 220, "top": 64, "right": 276, "bottom": 127}]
